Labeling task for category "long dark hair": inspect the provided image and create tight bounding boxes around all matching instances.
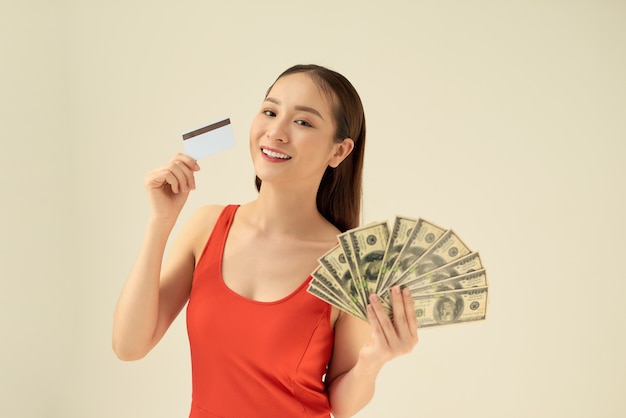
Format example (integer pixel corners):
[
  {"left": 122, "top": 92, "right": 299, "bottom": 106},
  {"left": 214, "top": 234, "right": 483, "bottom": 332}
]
[{"left": 255, "top": 64, "right": 366, "bottom": 232}]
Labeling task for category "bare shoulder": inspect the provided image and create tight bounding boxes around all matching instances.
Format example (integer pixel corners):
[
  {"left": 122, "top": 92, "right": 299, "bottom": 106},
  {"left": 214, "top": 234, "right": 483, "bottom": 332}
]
[
  {"left": 178, "top": 204, "right": 227, "bottom": 262},
  {"left": 187, "top": 204, "right": 226, "bottom": 225}
]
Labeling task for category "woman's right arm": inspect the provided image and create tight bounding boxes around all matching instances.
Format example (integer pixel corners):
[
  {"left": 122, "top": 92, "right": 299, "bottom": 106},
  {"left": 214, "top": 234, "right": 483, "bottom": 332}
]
[{"left": 112, "top": 154, "right": 202, "bottom": 361}]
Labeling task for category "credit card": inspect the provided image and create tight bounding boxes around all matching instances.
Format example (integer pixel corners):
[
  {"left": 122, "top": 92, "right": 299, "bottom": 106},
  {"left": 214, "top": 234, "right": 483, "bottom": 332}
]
[{"left": 182, "top": 117, "right": 235, "bottom": 160}]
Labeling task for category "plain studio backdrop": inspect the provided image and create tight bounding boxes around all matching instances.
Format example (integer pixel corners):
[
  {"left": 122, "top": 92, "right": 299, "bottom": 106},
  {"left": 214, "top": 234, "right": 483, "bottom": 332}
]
[{"left": 1, "top": 1, "right": 624, "bottom": 417}]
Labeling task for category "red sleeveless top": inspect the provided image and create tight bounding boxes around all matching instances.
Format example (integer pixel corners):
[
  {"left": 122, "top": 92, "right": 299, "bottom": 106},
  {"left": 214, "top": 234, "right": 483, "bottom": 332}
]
[{"left": 186, "top": 205, "right": 334, "bottom": 417}]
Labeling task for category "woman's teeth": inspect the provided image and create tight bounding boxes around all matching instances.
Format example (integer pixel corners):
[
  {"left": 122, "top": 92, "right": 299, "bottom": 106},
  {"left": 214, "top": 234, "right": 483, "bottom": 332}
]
[{"left": 262, "top": 149, "right": 291, "bottom": 159}]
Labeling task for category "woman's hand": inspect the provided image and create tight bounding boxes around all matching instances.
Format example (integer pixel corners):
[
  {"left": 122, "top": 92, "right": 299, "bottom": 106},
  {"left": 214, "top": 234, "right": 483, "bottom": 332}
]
[
  {"left": 144, "top": 153, "right": 201, "bottom": 222},
  {"left": 359, "top": 286, "right": 419, "bottom": 372}
]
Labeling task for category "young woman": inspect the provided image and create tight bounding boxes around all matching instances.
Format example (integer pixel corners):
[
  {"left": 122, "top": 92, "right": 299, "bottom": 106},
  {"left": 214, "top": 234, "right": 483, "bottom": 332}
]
[{"left": 112, "top": 64, "right": 418, "bottom": 418}]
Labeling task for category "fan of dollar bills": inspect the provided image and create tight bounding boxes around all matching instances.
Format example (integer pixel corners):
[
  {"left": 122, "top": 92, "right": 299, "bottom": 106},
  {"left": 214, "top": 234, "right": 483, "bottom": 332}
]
[{"left": 307, "top": 216, "right": 489, "bottom": 328}]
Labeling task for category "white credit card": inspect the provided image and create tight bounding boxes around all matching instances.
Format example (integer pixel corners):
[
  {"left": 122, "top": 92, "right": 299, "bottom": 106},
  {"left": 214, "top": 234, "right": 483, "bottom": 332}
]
[{"left": 182, "top": 117, "right": 235, "bottom": 160}]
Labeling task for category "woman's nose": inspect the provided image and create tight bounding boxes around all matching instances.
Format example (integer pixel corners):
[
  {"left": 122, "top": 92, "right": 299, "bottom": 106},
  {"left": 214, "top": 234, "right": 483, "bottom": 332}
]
[{"left": 266, "top": 118, "right": 289, "bottom": 143}]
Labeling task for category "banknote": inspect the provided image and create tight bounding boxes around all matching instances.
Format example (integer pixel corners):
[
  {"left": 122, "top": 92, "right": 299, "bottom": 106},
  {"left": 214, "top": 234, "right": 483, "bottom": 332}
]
[
  {"left": 412, "top": 286, "right": 488, "bottom": 328},
  {"left": 387, "top": 229, "right": 471, "bottom": 291},
  {"left": 336, "top": 232, "right": 366, "bottom": 306},
  {"left": 378, "top": 219, "right": 446, "bottom": 294},
  {"left": 375, "top": 216, "right": 418, "bottom": 294},
  {"left": 318, "top": 244, "right": 368, "bottom": 315},
  {"left": 409, "top": 269, "right": 488, "bottom": 294},
  {"left": 340, "top": 221, "right": 390, "bottom": 298},
  {"left": 307, "top": 280, "right": 366, "bottom": 320},
  {"left": 336, "top": 222, "right": 389, "bottom": 307},
  {"left": 401, "top": 252, "right": 484, "bottom": 291},
  {"left": 307, "top": 215, "right": 489, "bottom": 329},
  {"left": 311, "top": 263, "right": 366, "bottom": 317}
]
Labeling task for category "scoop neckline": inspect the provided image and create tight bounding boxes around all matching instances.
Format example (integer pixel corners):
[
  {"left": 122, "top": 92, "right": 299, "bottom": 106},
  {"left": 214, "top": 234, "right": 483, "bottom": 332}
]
[{"left": 218, "top": 204, "right": 312, "bottom": 305}]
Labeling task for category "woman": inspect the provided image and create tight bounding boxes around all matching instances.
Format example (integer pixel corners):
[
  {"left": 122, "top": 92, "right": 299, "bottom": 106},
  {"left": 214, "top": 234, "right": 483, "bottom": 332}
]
[{"left": 112, "top": 64, "right": 418, "bottom": 417}]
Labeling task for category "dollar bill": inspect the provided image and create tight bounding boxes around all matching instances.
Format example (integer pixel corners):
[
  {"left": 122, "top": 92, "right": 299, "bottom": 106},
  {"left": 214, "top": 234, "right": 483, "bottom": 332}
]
[
  {"left": 311, "top": 263, "right": 366, "bottom": 317},
  {"left": 412, "top": 286, "right": 488, "bottom": 328},
  {"left": 410, "top": 268, "right": 488, "bottom": 294},
  {"left": 308, "top": 215, "right": 489, "bottom": 330},
  {"left": 375, "top": 216, "right": 418, "bottom": 294},
  {"left": 401, "top": 252, "right": 484, "bottom": 290},
  {"left": 307, "top": 279, "right": 348, "bottom": 310},
  {"left": 307, "top": 280, "right": 366, "bottom": 320},
  {"left": 389, "top": 229, "right": 471, "bottom": 290},
  {"left": 337, "top": 221, "right": 389, "bottom": 305},
  {"left": 318, "top": 244, "right": 368, "bottom": 315},
  {"left": 379, "top": 218, "right": 446, "bottom": 294}
]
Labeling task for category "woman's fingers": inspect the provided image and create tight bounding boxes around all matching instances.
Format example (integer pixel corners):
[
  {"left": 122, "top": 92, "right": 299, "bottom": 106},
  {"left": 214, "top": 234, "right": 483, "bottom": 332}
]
[
  {"left": 391, "top": 286, "right": 419, "bottom": 342},
  {"left": 168, "top": 161, "right": 193, "bottom": 193},
  {"left": 168, "top": 154, "right": 200, "bottom": 192},
  {"left": 367, "top": 294, "right": 391, "bottom": 346},
  {"left": 390, "top": 286, "right": 408, "bottom": 330},
  {"left": 146, "top": 154, "right": 200, "bottom": 193},
  {"left": 402, "top": 287, "right": 419, "bottom": 339},
  {"left": 142, "top": 154, "right": 201, "bottom": 221},
  {"left": 368, "top": 287, "right": 419, "bottom": 358}
]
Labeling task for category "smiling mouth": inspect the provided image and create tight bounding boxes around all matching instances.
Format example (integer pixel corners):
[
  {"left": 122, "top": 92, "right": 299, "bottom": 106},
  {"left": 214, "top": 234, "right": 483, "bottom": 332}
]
[{"left": 261, "top": 148, "right": 291, "bottom": 160}]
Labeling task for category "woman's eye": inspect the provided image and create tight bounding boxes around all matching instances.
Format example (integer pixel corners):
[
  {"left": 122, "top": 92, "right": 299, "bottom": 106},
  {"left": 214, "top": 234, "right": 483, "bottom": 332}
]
[
  {"left": 295, "top": 120, "right": 313, "bottom": 127},
  {"left": 263, "top": 110, "right": 276, "bottom": 117}
]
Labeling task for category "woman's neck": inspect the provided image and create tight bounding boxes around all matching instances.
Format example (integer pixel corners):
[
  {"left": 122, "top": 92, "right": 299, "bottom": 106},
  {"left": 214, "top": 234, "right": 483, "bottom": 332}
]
[{"left": 243, "top": 183, "right": 331, "bottom": 239}]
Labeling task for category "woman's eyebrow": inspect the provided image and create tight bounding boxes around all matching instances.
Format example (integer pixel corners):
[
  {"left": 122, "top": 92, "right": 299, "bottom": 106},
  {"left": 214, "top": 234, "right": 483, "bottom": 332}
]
[{"left": 264, "top": 97, "right": 324, "bottom": 120}]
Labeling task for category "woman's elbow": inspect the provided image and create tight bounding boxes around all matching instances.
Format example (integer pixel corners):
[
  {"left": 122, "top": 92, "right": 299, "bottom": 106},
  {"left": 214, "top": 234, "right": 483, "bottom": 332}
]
[{"left": 111, "top": 338, "right": 149, "bottom": 361}]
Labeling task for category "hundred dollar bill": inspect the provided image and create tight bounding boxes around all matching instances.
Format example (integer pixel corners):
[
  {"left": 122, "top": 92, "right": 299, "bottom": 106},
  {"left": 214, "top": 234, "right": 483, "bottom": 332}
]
[
  {"left": 318, "top": 244, "right": 368, "bottom": 315},
  {"left": 311, "top": 263, "right": 366, "bottom": 317},
  {"left": 390, "top": 229, "right": 471, "bottom": 290},
  {"left": 375, "top": 216, "right": 418, "bottom": 294},
  {"left": 307, "top": 280, "right": 350, "bottom": 311},
  {"left": 401, "top": 251, "right": 484, "bottom": 290},
  {"left": 409, "top": 269, "right": 488, "bottom": 295},
  {"left": 379, "top": 219, "right": 446, "bottom": 294},
  {"left": 413, "top": 286, "right": 488, "bottom": 328},
  {"left": 340, "top": 221, "right": 389, "bottom": 300},
  {"left": 307, "top": 280, "right": 366, "bottom": 320}
]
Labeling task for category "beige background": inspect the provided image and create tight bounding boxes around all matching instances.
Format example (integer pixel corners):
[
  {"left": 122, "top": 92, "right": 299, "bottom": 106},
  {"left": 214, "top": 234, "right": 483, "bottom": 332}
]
[{"left": 2, "top": 1, "right": 625, "bottom": 417}]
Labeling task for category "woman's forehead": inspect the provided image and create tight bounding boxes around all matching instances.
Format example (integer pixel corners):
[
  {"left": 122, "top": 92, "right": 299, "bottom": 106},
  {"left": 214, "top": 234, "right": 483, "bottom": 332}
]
[{"left": 268, "top": 73, "right": 335, "bottom": 108}]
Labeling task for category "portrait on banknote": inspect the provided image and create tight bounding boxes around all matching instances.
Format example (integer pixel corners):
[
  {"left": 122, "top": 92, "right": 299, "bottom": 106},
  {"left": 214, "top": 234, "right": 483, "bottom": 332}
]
[{"left": 434, "top": 296, "right": 463, "bottom": 324}]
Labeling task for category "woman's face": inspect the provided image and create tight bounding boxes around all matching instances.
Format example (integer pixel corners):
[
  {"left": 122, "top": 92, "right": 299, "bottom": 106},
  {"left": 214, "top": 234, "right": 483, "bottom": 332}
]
[{"left": 249, "top": 72, "right": 352, "bottom": 189}]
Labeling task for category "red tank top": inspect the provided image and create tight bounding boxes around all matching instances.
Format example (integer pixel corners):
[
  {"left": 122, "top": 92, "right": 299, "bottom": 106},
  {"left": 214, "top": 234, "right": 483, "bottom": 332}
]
[{"left": 186, "top": 205, "right": 334, "bottom": 418}]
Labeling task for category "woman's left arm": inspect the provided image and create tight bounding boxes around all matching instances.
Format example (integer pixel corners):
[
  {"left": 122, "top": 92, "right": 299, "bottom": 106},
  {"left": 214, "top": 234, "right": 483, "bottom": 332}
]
[{"left": 326, "top": 286, "right": 419, "bottom": 418}]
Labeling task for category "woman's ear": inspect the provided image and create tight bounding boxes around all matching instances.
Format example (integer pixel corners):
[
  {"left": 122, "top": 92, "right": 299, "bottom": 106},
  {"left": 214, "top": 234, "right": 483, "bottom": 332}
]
[{"left": 329, "top": 138, "right": 355, "bottom": 168}]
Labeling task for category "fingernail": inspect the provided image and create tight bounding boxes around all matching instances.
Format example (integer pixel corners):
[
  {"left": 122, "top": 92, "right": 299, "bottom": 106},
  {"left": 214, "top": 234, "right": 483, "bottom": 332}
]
[{"left": 370, "top": 293, "right": 379, "bottom": 303}]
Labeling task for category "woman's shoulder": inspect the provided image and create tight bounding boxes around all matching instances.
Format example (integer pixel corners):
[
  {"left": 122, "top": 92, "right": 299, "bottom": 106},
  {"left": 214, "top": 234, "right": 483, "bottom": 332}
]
[
  {"left": 187, "top": 204, "right": 245, "bottom": 233},
  {"left": 190, "top": 204, "right": 228, "bottom": 220},
  {"left": 180, "top": 204, "right": 230, "bottom": 256}
]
